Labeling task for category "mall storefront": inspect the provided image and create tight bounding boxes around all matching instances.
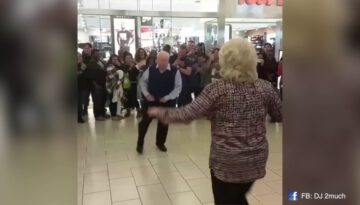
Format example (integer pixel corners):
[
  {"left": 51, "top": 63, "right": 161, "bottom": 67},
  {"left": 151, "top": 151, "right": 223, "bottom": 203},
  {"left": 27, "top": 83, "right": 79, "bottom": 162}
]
[{"left": 77, "top": 0, "right": 282, "bottom": 60}]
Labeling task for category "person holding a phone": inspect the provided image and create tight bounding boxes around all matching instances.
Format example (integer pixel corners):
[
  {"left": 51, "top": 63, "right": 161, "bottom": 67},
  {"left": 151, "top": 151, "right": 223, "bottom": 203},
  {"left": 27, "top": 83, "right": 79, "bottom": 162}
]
[{"left": 173, "top": 44, "right": 194, "bottom": 107}]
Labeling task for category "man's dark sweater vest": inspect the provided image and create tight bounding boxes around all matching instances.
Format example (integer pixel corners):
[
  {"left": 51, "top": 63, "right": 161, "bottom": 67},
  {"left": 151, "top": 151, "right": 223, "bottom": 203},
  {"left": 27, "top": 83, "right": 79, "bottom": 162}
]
[{"left": 145, "top": 65, "right": 177, "bottom": 108}]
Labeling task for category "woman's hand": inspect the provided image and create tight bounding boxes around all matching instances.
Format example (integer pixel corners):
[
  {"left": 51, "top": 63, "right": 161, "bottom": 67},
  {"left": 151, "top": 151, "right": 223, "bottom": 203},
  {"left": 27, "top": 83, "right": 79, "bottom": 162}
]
[
  {"left": 148, "top": 108, "right": 169, "bottom": 124},
  {"left": 147, "top": 107, "right": 162, "bottom": 118}
]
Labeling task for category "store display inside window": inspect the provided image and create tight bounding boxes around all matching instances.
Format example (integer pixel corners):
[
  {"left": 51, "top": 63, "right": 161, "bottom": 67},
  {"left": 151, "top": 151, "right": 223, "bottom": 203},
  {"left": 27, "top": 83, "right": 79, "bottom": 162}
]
[
  {"left": 153, "top": 18, "right": 172, "bottom": 51},
  {"left": 88, "top": 35, "right": 112, "bottom": 61},
  {"left": 114, "top": 18, "right": 136, "bottom": 55},
  {"left": 117, "top": 23, "right": 134, "bottom": 52},
  {"left": 140, "top": 17, "right": 153, "bottom": 52}
]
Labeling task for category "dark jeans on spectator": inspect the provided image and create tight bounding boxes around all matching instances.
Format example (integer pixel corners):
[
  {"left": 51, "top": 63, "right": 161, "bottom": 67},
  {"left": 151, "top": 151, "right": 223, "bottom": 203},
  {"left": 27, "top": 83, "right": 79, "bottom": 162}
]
[
  {"left": 125, "top": 83, "right": 140, "bottom": 109},
  {"left": 211, "top": 171, "right": 254, "bottom": 205},
  {"left": 81, "top": 90, "right": 91, "bottom": 114},
  {"left": 78, "top": 89, "right": 83, "bottom": 120},
  {"left": 108, "top": 93, "right": 118, "bottom": 117},
  {"left": 92, "top": 87, "right": 106, "bottom": 118}
]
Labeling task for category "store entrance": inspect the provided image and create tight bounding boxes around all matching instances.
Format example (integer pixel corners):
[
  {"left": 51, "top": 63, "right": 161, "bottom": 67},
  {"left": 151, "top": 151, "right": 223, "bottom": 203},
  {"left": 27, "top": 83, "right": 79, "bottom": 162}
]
[{"left": 133, "top": 17, "right": 217, "bottom": 54}]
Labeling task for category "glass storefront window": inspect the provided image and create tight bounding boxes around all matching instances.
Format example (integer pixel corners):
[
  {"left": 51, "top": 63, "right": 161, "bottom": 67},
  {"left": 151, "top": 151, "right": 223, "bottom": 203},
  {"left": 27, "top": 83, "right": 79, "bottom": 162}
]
[
  {"left": 171, "top": 0, "right": 219, "bottom": 12},
  {"left": 79, "top": 0, "right": 218, "bottom": 12},
  {"left": 139, "top": 17, "right": 216, "bottom": 53},
  {"left": 77, "top": 15, "right": 112, "bottom": 60},
  {"left": 110, "top": 0, "right": 137, "bottom": 10},
  {"left": 153, "top": 0, "right": 171, "bottom": 11},
  {"left": 79, "top": 0, "right": 98, "bottom": 9},
  {"left": 99, "top": 0, "right": 110, "bottom": 9},
  {"left": 78, "top": 14, "right": 218, "bottom": 56},
  {"left": 139, "top": 0, "right": 153, "bottom": 11}
]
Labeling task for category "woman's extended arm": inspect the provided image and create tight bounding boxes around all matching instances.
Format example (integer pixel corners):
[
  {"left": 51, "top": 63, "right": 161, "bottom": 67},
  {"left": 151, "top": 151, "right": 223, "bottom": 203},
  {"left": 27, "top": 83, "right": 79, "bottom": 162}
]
[{"left": 149, "top": 83, "right": 220, "bottom": 123}]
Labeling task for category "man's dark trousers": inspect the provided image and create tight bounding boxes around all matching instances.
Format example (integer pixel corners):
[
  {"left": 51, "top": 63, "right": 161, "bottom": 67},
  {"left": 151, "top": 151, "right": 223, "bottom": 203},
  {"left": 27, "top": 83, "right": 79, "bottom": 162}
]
[{"left": 137, "top": 100, "right": 175, "bottom": 147}]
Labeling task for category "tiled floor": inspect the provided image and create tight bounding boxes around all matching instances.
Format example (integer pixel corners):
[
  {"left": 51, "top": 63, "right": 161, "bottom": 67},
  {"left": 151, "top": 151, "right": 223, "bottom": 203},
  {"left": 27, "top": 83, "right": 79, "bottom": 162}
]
[{"left": 78, "top": 112, "right": 283, "bottom": 205}]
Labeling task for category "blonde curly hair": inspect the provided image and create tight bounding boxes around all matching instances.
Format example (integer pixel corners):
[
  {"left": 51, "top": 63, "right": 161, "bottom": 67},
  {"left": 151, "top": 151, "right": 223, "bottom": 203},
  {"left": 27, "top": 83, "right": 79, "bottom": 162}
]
[{"left": 219, "top": 38, "right": 258, "bottom": 83}]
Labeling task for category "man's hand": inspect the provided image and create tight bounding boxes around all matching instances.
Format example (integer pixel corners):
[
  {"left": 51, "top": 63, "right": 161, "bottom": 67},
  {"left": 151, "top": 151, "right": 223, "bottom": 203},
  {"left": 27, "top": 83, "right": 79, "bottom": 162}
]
[
  {"left": 146, "top": 95, "right": 155, "bottom": 102},
  {"left": 178, "top": 60, "right": 185, "bottom": 68},
  {"left": 160, "top": 97, "right": 168, "bottom": 103},
  {"left": 174, "top": 59, "right": 185, "bottom": 68}
]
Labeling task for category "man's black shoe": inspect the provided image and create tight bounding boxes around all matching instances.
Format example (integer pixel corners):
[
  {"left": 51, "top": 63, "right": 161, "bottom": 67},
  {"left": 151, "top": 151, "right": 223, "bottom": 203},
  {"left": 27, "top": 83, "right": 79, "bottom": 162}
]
[
  {"left": 136, "top": 145, "right": 143, "bottom": 154},
  {"left": 157, "top": 145, "right": 167, "bottom": 152}
]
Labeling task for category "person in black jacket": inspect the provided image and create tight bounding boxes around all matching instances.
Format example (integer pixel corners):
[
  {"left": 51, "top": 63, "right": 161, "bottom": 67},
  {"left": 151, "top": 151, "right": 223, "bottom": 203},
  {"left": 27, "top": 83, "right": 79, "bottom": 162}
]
[
  {"left": 83, "top": 49, "right": 108, "bottom": 121},
  {"left": 81, "top": 43, "right": 93, "bottom": 116},
  {"left": 263, "top": 43, "right": 278, "bottom": 88},
  {"left": 256, "top": 50, "right": 266, "bottom": 80},
  {"left": 77, "top": 52, "right": 86, "bottom": 123}
]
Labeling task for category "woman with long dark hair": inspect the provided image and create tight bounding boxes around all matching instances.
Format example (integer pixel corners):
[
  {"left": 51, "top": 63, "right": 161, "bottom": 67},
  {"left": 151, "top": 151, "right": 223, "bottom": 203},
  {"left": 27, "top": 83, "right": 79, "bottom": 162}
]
[
  {"left": 146, "top": 49, "right": 157, "bottom": 68},
  {"left": 135, "top": 48, "right": 148, "bottom": 70}
]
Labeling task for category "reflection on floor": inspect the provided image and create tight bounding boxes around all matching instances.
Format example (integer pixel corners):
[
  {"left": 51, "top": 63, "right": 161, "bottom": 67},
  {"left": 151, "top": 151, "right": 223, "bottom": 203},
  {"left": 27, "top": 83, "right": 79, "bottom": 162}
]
[{"left": 78, "top": 112, "right": 283, "bottom": 205}]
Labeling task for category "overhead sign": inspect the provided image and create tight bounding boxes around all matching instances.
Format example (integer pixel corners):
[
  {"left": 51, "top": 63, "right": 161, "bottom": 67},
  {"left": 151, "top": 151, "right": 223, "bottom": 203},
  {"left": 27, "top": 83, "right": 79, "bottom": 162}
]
[{"left": 238, "top": 0, "right": 283, "bottom": 6}]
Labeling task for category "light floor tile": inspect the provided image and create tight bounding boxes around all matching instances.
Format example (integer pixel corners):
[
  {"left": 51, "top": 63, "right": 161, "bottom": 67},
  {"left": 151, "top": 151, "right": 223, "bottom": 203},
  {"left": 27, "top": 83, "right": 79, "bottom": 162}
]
[
  {"left": 157, "top": 172, "right": 191, "bottom": 194},
  {"left": 84, "top": 171, "right": 110, "bottom": 194},
  {"left": 110, "top": 177, "right": 139, "bottom": 202},
  {"left": 169, "top": 191, "right": 202, "bottom": 205},
  {"left": 79, "top": 115, "right": 283, "bottom": 205},
  {"left": 106, "top": 152, "right": 128, "bottom": 162},
  {"left": 247, "top": 194, "right": 262, "bottom": 205},
  {"left": 83, "top": 191, "right": 111, "bottom": 205},
  {"left": 187, "top": 178, "right": 214, "bottom": 204},
  {"left": 137, "top": 184, "right": 172, "bottom": 205},
  {"left": 263, "top": 169, "right": 282, "bottom": 182},
  {"left": 112, "top": 199, "right": 142, "bottom": 205},
  {"left": 255, "top": 193, "right": 282, "bottom": 205},
  {"left": 108, "top": 164, "right": 132, "bottom": 179},
  {"left": 174, "top": 161, "right": 206, "bottom": 179},
  {"left": 250, "top": 181, "right": 276, "bottom": 196},
  {"left": 131, "top": 166, "right": 160, "bottom": 186},
  {"left": 271, "top": 168, "right": 283, "bottom": 177},
  {"left": 85, "top": 160, "right": 108, "bottom": 173},
  {"left": 192, "top": 160, "right": 211, "bottom": 178},
  {"left": 264, "top": 180, "right": 282, "bottom": 194},
  {"left": 152, "top": 162, "right": 177, "bottom": 175}
]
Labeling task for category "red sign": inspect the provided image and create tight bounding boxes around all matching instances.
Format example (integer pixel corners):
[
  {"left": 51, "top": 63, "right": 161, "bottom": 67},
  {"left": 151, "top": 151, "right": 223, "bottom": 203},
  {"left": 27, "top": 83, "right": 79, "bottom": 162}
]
[{"left": 238, "top": 0, "right": 283, "bottom": 6}]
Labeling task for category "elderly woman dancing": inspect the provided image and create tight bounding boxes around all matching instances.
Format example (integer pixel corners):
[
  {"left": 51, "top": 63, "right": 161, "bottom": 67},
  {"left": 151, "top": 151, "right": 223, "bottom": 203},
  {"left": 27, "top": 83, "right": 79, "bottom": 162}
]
[{"left": 148, "top": 38, "right": 282, "bottom": 205}]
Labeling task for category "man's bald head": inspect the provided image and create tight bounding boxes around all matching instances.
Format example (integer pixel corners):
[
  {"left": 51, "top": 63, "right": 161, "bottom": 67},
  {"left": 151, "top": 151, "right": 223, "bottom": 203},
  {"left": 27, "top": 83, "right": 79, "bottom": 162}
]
[{"left": 157, "top": 51, "right": 170, "bottom": 70}]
